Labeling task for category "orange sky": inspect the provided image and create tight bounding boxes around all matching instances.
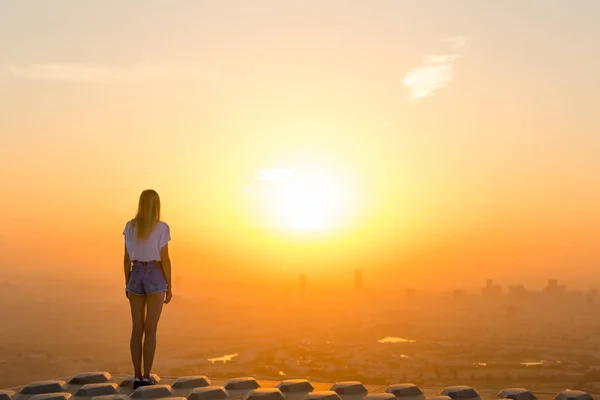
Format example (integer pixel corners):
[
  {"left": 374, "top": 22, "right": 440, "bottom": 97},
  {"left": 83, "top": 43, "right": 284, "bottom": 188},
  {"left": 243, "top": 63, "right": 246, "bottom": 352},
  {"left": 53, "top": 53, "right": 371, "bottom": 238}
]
[{"left": 1, "top": 1, "right": 600, "bottom": 291}]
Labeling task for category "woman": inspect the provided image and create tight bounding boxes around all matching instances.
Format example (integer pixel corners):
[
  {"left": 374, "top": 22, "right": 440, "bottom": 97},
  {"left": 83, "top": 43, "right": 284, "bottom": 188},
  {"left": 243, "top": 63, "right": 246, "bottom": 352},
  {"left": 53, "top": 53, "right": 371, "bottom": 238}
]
[{"left": 123, "top": 189, "right": 172, "bottom": 389}]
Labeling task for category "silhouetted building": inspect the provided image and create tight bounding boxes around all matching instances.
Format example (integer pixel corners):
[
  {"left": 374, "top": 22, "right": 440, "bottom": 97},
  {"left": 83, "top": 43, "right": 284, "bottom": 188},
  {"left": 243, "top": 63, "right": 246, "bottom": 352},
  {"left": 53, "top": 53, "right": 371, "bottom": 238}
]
[
  {"left": 508, "top": 284, "right": 527, "bottom": 297},
  {"left": 482, "top": 279, "right": 502, "bottom": 296},
  {"left": 354, "top": 269, "right": 363, "bottom": 291},
  {"left": 543, "top": 279, "right": 566, "bottom": 295}
]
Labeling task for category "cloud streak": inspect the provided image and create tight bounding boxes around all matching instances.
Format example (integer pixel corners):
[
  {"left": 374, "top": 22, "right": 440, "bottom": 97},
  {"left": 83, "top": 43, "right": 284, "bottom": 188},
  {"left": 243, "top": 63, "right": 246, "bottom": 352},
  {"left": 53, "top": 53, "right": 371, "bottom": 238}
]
[
  {"left": 0, "top": 62, "right": 218, "bottom": 83},
  {"left": 402, "top": 36, "right": 471, "bottom": 101}
]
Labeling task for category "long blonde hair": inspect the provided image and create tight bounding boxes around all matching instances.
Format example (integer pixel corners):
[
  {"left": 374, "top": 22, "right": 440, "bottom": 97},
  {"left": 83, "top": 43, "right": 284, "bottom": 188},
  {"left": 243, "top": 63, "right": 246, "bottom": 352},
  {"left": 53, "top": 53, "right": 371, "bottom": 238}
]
[{"left": 130, "top": 189, "right": 161, "bottom": 240}]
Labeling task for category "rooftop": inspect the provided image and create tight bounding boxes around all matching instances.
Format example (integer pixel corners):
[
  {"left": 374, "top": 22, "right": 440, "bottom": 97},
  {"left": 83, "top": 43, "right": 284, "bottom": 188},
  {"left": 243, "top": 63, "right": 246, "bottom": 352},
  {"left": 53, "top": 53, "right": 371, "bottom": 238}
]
[{"left": 2, "top": 374, "right": 597, "bottom": 400}]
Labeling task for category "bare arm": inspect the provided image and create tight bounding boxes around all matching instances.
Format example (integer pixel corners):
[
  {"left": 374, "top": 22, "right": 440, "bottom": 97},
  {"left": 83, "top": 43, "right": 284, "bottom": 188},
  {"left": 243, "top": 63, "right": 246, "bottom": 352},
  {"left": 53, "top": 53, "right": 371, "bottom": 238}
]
[
  {"left": 160, "top": 244, "right": 171, "bottom": 289},
  {"left": 124, "top": 243, "right": 131, "bottom": 287}
]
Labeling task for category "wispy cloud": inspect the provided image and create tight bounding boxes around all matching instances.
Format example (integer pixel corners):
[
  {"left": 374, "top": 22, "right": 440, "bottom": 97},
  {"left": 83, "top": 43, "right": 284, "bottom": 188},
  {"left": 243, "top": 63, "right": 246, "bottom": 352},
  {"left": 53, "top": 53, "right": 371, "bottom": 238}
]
[
  {"left": 0, "top": 62, "right": 218, "bottom": 83},
  {"left": 402, "top": 36, "right": 471, "bottom": 101}
]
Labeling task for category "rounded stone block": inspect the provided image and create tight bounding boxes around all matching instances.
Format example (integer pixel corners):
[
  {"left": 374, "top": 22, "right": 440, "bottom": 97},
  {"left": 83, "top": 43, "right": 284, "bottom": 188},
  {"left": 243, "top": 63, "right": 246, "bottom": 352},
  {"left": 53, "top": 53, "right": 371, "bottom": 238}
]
[
  {"left": 188, "top": 386, "right": 229, "bottom": 400},
  {"left": 386, "top": 384, "right": 424, "bottom": 398},
  {"left": 70, "top": 372, "right": 112, "bottom": 385},
  {"left": 497, "top": 389, "right": 536, "bottom": 400},
  {"left": 173, "top": 376, "right": 211, "bottom": 389},
  {"left": 367, "top": 394, "right": 397, "bottom": 400},
  {"left": 554, "top": 391, "right": 593, "bottom": 400},
  {"left": 76, "top": 383, "right": 119, "bottom": 397},
  {"left": 243, "top": 389, "right": 284, "bottom": 400},
  {"left": 158, "top": 398, "right": 187, "bottom": 400},
  {"left": 225, "top": 378, "right": 260, "bottom": 391},
  {"left": 30, "top": 394, "right": 72, "bottom": 400},
  {"left": 92, "top": 396, "right": 131, "bottom": 400},
  {"left": 0, "top": 391, "right": 15, "bottom": 400},
  {"left": 276, "top": 380, "right": 314, "bottom": 393},
  {"left": 119, "top": 375, "right": 161, "bottom": 387},
  {"left": 440, "top": 387, "right": 480, "bottom": 400},
  {"left": 330, "top": 382, "right": 368, "bottom": 396},
  {"left": 131, "top": 385, "right": 173, "bottom": 399},
  {"left": 21, "top": 381, "right": 68, "bottom": 395},
  {"left": 307, "top": 391, "right": 343, "bottom": 400}
]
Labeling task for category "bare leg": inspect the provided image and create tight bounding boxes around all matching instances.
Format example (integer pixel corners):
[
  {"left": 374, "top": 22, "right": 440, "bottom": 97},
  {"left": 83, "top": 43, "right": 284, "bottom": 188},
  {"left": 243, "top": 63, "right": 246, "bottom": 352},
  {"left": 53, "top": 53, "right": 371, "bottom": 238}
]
[
  {"left": 129, "top": 293, "right": 146, "bottom": 378},
  {"left": 143, "top": 291, "right": 165, "bottom": 378}
]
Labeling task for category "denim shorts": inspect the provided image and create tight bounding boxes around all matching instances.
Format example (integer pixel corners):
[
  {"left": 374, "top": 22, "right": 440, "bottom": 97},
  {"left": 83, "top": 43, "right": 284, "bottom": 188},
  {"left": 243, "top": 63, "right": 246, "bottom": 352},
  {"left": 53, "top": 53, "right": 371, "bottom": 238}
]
[{"left": 126, "top": 261, "right": 168, "bottom": 296}]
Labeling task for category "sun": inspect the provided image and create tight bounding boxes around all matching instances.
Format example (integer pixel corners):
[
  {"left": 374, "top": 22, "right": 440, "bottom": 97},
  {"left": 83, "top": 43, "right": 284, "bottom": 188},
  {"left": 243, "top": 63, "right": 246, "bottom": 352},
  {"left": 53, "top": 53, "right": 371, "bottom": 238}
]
[{"left": 247, "top": 166, "right": 356, "bottom": 232}]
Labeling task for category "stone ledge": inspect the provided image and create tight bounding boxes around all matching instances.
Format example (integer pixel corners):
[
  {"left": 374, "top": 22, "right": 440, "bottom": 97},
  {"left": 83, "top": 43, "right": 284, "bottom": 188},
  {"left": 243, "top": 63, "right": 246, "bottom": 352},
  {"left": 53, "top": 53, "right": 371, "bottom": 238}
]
[
  {"left": 187, "top": 386, "right": 229, "bottom": 400},
  {"left": 156, "top": 398, "right": 186, "bottom": 400},
  {"left": 20, "top": 381, "right": 68, "bottom": 395},
  {"left": 307, "top": 391, "right": 343, "bottom": 400},
  {"left": 3, "top": 373, "right": 599, "bottom": 400},
  {"left": 440, "top": 386, "right": 480, "bottom": 400},
  {"left": 243, "top": 388, "right": 285, "bottom": 400},
  {"left": 75, "top": 383, "right": 119, "bottom": 397},
  {"left": 366, "top": 394, "right": 397, "bottom": 400},
  {"left": 554, "top": 391, "right": 593, "bottom": 400},
  {"left": 225, "top": 378, "right": 260, "bottom": 391},
  {"left": 330, "top": 382, "right": 368, "bottom": 395},
  {"left": 172, "top": 376, "right": 211, "bottom": 389},
  {"left": 91, "top": 395, "right": 131, "bottom": 400},
  {"left": 130, "top": 385, "right": 173, "bottom": 399},
  {"left": 276, "top": 379, "right": 314, "bottom": 393},
  {"left": 385, "top": 384, "right": 424, "bottom": 398},
  {"left": 29, "top": 393, "right": 72, "bottom": 400},
  {"left": 0, "top": 391, "right": 15, "bottom": 400},
  {"left": 70, "top": 373, "right": 112, "bottom": 385},
  {"left": 497, "top": 388, "right": 536, "bottom": 400}
]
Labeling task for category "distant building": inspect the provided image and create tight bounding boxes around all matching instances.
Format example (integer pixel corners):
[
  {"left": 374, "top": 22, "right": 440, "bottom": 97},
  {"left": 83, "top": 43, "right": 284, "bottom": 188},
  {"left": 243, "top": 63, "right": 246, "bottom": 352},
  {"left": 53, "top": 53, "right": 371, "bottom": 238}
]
[
  {"left": 508, "top": 284, "right": 527, "bottom": 297},
  {"left": 543, "top": 279, "right": 566, "bottom": 295},
  {"left": 354, "top": 269, "right": 363, "bottom": 291},
  {"left": 482, "top": 279, "right": 502, "bottom": 296}
]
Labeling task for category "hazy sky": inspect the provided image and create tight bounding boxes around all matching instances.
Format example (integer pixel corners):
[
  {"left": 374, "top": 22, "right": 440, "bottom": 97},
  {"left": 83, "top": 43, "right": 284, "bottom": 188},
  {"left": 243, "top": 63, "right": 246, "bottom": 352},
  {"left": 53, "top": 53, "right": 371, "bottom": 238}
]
[{"left": 1, "top": 1, "right": 600, "bottom": 290}]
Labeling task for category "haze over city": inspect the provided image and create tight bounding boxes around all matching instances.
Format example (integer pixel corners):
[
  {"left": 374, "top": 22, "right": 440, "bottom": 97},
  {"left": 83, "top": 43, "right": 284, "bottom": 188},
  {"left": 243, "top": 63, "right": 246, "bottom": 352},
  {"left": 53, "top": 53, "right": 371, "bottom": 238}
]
[{"left": 1, "top": 0, "right": 600, "bottom": 395}]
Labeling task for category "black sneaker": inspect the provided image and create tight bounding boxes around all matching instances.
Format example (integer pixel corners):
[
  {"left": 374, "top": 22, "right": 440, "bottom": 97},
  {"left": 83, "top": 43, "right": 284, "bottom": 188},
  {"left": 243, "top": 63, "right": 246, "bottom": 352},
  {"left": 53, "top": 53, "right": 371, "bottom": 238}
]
[
  {"left": 132, "top": 377, "right": 143, "bottom": 390},
  {"left": 141, "top": 376, "right": 156, "bottom": 386}
]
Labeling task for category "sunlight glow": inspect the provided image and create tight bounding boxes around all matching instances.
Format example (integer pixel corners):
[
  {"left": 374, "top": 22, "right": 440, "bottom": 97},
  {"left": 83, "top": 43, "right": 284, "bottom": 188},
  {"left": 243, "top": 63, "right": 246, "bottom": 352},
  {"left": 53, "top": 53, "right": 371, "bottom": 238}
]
[{"left": 247, "top": 165, "right": 356, "bottom": 232}]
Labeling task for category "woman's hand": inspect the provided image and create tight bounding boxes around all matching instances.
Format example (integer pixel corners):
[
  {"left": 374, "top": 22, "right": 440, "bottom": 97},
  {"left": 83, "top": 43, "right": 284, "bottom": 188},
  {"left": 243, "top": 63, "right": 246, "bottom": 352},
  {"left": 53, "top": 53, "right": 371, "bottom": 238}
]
[{"left": 164, "top": 288, "right": 172, "bottom": 304}]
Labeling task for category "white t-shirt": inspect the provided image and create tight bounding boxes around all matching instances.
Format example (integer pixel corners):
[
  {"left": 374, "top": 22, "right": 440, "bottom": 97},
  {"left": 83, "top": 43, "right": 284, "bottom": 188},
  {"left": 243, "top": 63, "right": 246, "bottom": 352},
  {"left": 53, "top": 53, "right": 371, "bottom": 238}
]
[{"left": 123, "top": 220, "right": 171, "bottom": 262}]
